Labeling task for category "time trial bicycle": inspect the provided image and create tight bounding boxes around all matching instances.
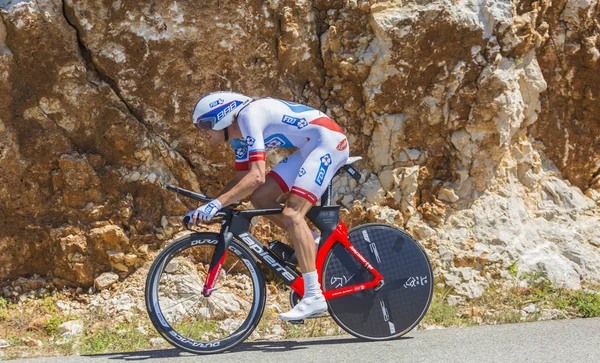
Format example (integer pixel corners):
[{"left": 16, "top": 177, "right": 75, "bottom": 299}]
[{"left": 145, "top": 157, "right": 433, "bottom": 354}]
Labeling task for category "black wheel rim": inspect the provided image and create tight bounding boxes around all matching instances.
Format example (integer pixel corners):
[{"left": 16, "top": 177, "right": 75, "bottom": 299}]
[{"left": 146, "top": 235, "right": 265, "bottom": 353}]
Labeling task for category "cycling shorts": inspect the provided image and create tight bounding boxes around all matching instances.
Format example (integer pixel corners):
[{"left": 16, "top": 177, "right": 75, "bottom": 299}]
[{"left": 267, "top": 132, "right": 349, "bottom": 204}]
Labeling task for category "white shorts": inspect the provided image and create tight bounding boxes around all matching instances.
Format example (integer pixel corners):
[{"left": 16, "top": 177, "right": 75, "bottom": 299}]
[{"left": 267, "top": 132, "right": 349, "bottom": 204}]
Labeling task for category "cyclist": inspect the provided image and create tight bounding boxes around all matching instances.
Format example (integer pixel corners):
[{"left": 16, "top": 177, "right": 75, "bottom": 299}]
[{"left": 184, "top": 91, "right": 350, "bottom": 320}]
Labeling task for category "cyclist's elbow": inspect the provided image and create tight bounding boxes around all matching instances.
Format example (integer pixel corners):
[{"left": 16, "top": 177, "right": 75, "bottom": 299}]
[{"left": 249, "top": 172, "right": 265, "bottom": 189}]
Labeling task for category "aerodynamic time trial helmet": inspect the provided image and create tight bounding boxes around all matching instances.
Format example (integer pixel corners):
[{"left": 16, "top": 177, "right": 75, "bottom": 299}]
[{"left": 192, "top": 91, "right": 253, "bottom": 131}]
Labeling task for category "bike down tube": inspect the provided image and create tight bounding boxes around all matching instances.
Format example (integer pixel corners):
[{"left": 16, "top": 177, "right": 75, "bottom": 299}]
[
  {"left": 202, "top": 218, "right": 233, "bottom": 297},
  {"left": 292, "top": 222, "right": 384, "bottom": 300}
]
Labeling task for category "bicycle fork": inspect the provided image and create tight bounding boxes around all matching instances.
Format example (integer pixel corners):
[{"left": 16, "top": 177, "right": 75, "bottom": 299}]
[{"left": 202, "top": 222, "right": 233, "bottom": 297}]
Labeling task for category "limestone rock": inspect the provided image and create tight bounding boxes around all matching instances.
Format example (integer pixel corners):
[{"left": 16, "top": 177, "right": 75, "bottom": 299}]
[
  {"left": 21, "top": 337, "right": 43, "bottom": 347},
  {"left": 438, "top": 188, "right": 459, "bottom": 203},
  {"left": 94, "top": 272, "right": 119, "bottom": 290},
  {"left": 56, "top": 320, "right": 84, "bottom": 337},
  {"left": 88, "top": 225, "right": 129, "bottom": 251},
  {"left": 0, "top": 0, "right": 599, "bottom": 297}
]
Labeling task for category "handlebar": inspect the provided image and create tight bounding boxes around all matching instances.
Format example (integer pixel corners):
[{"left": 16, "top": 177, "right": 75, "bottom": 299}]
[
  {"left": 166, "top": 185, "right": 241, "bottom": 207},
  {"left": 166, "top": 185, "right": 213, "bottom": 203}
]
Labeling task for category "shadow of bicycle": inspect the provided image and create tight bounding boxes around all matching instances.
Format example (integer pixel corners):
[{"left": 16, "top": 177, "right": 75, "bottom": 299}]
[{"left": 84, "top": 336, "right": 412, "bottom": 360}]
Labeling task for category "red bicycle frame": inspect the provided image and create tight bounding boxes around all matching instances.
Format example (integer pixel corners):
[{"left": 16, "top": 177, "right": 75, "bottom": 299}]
[
  {"left": 198, "top": 202, "right": 384, "bottom": 300},
  {"left": 290, "top": 221, "right": 384, "bottom": 299}
]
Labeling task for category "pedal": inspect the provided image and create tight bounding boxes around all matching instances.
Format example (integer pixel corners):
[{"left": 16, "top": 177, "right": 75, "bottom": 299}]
[{"left": 289, "top": 319, "right": 304, "bottom": 325}]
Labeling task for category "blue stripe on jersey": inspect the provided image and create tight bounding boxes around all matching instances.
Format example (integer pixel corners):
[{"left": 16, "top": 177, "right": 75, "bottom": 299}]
[
  {"left": 249, "top": 148, "right": 266, "bottom": 153},
  {"left": 264, "top": 134, "right": 295, "bottom": 149},
  {"left": 277, "top": 99, "right": 315, "bottom": 113}
]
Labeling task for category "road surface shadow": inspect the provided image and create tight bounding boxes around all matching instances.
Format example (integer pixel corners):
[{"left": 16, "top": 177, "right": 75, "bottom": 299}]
[{"left": 85, "top": 336, "right": 412, "bottom": 360}]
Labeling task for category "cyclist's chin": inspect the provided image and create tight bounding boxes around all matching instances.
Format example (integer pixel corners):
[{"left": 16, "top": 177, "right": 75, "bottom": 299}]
[{"left": 209, "top": 137, "right": 223, "bottom": 145}]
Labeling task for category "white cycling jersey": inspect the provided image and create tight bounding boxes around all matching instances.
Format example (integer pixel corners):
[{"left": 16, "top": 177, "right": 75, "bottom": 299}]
[{"left": 231, "top": 98, "right": 349, "bottom": 204}]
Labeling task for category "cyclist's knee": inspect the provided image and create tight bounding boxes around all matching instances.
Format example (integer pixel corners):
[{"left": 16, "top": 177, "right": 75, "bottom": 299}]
[
  {"left": 281, "top": 207, "right": 304, "bottom": 229},
  {"left": 282, "top": 197, "right": 311, "bottom": 228}
]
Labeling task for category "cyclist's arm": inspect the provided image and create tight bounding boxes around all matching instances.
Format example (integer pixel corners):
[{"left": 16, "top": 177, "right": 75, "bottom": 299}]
[
  {"left": 219, "top": 170, "right": 248, "bottom": 195},
  {"left": 215, "top": 161, "right": 265, "bottom": 207}
]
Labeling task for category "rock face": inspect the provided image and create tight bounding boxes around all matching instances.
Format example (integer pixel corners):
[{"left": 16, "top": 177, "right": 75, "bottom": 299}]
[{"left": 1, "top": 0, "right": 599, "bottom": 294}]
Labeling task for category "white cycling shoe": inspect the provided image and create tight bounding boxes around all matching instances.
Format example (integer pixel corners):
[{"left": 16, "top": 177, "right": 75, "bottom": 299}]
[{"left": 278, "top": 294, "right": 327, "bottom": 321}]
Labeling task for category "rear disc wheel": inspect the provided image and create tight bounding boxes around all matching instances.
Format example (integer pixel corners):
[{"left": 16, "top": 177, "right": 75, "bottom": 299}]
[{"left": 322, "top": 224, "right": 433, "bottom": 340}]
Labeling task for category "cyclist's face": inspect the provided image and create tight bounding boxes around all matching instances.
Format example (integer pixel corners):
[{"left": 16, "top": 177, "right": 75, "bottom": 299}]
[
  {"left": 195, "top": 122, "right": 225, "bottom": 144},
  {"left": 204, "top": 129, "right": 224, "bottom": 144}
]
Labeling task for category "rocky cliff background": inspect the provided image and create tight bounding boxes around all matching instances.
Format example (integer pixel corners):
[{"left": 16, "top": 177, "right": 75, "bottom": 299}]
[{"left": 0, "top": 0, "right": 599, "bottom": 298}]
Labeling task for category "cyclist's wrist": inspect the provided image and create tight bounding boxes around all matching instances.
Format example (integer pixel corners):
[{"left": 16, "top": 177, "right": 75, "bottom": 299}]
[{"left": 210, "top": 198, "right": 223, "bottom": 210}]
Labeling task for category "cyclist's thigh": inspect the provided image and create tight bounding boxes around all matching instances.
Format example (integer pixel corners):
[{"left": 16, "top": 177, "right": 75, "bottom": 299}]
[
  {"left": 268, "top": 151, "right": 305, "bottom": 194},
  {"left": 290, "top": 134, "right": 349, "bottom": 204},
  {"left": 251, "top": 176, "right": 286, "bottom": 206}
]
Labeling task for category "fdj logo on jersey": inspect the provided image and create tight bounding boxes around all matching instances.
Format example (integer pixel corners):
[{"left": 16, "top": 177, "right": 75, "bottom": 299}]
[
  {"left": 282, "top": 115, "right": 308, "bottom": 129},
  {"left": 315, "top": 154, "right": 332, "bottom": 186},
  {"left": 245, "top": 136, "right": 256, "bottom": 146},
  {"left": 298, "top": 167, "right": 306, "bottom": 177}
]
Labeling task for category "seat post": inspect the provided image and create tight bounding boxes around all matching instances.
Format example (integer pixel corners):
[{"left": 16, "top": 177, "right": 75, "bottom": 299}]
[{"left": 320, "top": 183, "right": 332, "bottom": 206}]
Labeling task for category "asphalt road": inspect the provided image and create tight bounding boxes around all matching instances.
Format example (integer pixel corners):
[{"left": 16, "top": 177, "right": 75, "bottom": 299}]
[{"left": 15, "top": 318, "right": 600, "bottom": 363}]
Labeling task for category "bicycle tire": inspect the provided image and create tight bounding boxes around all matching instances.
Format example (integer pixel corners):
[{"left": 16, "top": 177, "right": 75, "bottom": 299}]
[
  {"left": 322, "top": 223, "right": 433, "bottom": 340},
  {"left": 145, "top": 232, "right": 266, "bottom": 354}
]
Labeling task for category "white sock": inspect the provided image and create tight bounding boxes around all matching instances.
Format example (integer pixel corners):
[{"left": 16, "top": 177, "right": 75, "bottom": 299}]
[{"left": 303, "top": 271, "right": 322, "bottom": 298}]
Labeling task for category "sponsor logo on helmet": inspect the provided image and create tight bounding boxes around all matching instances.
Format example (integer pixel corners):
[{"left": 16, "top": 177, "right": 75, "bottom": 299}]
[
  {"left": 209, "top": 98, "right": 225, "bottom": 108},
  {"left": 336, "top": 138, "right": 348, "bottom": 151},
  {"left": 315, "top": 154, "right": 332, "bottom": 186},
  {"left": 298, "top": 167, "right": 306, "bottom": 177},
  {"left": 281, "top": 115, "right": 308, "bottom": 129},
  {"left": 245, "top": 136, "right": 256, "bottom": 146},
  {"left": 216, "top": 100, "right": 243, "bottom": 123}
]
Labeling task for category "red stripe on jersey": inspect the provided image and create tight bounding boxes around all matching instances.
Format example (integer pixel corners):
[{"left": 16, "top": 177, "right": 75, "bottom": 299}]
[
  {"left": 249, "top": 151, "right": 266, "bottom": 162},
  {"left": 290, "top": 186, "right": 318, "bottom": 204},
  {"left": 309, "top": 117, "right": 344, "bottom": 134},
  {"left": 267, "top": 170, "right": 290, "bottom": 193},
  {"left": 235, "top": 161, "right": 249, "bottom": 171}
]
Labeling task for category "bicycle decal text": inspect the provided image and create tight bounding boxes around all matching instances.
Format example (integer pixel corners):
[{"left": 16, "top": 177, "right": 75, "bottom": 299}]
[
  {"left": 169, "top": 330, "right": 221, "bottom": 348},
  {"left": 403, "top": 276, "right": 428, "bottom": 288},
  {"left": 379, "top": 301, "right": 396, "bottom": 334},
  {"left": 363, "top": 230, "right": 382, "bottom": 264},
  {"left": 191, "top": 238, "right": 218, "bottom": 246},
  {"left": 330, "top": 275, "right": 350, "bottom": 288},
  {"left": 238, "top": 233, "right": 296, "bottom": 282}
]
